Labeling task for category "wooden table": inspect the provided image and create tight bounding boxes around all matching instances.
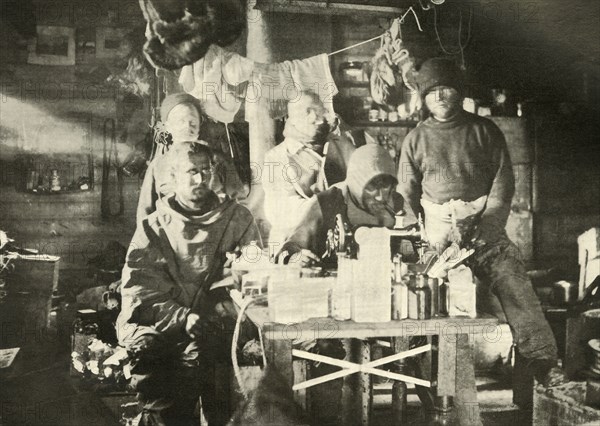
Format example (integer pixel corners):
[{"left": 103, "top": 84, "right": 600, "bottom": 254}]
[{"left": 231, "top": 291, "right": 500, "bottom": 426}]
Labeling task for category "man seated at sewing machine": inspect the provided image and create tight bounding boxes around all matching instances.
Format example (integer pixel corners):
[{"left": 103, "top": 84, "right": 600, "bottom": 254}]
[
  {"left": 277, "top": 143, "right": 406, "bottom": 267},
  {"left": 397, "top": 57, "right": 566, "bottom": 393},
  {"left": 117, "top": 142, "right": 262, "bottom": 426}
]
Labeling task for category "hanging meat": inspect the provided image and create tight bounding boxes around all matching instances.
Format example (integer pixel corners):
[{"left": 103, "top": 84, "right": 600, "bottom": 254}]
[{"left": 139, "top": 0, "right": 246, "bottom": 70}]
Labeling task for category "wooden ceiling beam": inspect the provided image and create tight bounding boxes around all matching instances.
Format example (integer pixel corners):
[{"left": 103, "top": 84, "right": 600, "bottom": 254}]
[{"left": 255, "top": 0, "right": 403, "bottom": 16}]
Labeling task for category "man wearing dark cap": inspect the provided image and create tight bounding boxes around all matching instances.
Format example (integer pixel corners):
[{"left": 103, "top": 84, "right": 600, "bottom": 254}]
[{"left": 398, "top": 58, "right": 566, "bottom": 404}]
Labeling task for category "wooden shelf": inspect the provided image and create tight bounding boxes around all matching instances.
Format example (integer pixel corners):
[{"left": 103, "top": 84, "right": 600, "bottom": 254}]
[
  {"left": 255, "top": 0, "right": 404, "bottom": 16},
  {"left": 349, "top": 120, "right": 418, "bottom": 128},
  {"left": 22, "top": 189, "right": 93, "bottom": 195}
]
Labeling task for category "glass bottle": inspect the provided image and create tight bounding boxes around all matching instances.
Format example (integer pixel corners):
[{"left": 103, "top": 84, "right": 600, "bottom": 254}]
[
  {"left": 50, "top": 169, "right": 61, "bottom": 191},
  {"left": 391, "top": 254, "right": 408, "bottom": 320},
  {"left": 414, "top": 274, "right": 431, "bottom": 320}
]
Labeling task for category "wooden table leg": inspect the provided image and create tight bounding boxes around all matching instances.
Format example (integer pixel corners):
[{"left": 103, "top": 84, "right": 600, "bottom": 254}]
[
  {"left": 391, "top": 336, "right": 410, "bottom": 425},
  {"left": 436, "top": 334, "right": 457, "bottom": 399},
  {"left": 264, "top": 334, "right": 294, "bottom": 388},
  {"left": 341, "top": 338, "right": 357, "bottom": 426},
  {"left": 359, "top": 340, "right": 372, "bottom": 426},
  {"left": 293, "top": 360, "right": 310, "bottom": 412},
  {"left": 455, "top": 333, "right": 482, "bottom": 426},
  {"left": 434, "top": 333, "right": 457, "bottom": 424}
]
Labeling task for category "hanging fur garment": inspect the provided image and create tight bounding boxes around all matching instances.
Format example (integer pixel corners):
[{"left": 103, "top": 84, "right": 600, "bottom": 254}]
[
  {"left": 139, "top": 0, "right": 246, "bottom": 70},
  {"left": 369, "top": 19, "right": 421, "bottom": 117}
]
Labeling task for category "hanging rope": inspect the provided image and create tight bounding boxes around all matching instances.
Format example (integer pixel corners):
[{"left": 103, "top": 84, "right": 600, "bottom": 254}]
[
  {"left": 328, "top": 34, "right": 385, "bottom": 57},
  {"left": 328, "top": 6, "right": 423, "bottom": 57},
  {"left": 224, "top": 122, "right": 235, "bottom": 158},
  {"left": 399, "top": 6, "right": 423, "bottom": 31},
  {"left": 433, "top": 5, "right": 473, "bottom": 69},
  {"left": 231, "top": 296, "right": 266, "bottom": 399}
]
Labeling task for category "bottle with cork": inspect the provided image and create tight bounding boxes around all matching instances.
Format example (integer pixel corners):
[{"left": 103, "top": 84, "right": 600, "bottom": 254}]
[{"left": 50, "top": 169, "right": 61, "bottom": 192}]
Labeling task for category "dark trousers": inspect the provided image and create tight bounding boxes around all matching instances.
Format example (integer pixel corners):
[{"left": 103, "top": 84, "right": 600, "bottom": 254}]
[
  {"left": 127, "top": 297, "right": 245, "bottom": 426},
  {"left": 128, "top": 333, "right": 233, "bottom": 426},
  {"left": 468, "top": 232, "right": 558, "bottom": 361}
]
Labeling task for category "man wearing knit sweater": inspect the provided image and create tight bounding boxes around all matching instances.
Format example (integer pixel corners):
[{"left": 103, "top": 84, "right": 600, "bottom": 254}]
[{"left": 398, "top": 58, "right": 565, "bottom": 399}]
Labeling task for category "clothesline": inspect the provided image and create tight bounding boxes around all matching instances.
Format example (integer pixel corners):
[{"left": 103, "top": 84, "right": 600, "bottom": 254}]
[{"left": 328, "top": 6, "right": 423, "bottom": 57}]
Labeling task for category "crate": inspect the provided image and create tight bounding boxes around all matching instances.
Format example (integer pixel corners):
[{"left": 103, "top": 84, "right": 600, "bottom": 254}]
[
  {"left": 533, "top": 381, "right": 600, "bottom": 425},
  {"left": 4, "top": 254, "right": 60, "bottom": 326},
  {"left": 0, "top": 255, "right": 60, "bottom": 374}
]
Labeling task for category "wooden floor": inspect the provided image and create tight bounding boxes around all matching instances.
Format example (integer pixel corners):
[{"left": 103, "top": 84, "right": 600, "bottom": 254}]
[
  {"left": 0, "top": 309, "right": 528, "bottom": 426},
  {"left": 1, "top": 357, "right": 528, "bottom": 426}
]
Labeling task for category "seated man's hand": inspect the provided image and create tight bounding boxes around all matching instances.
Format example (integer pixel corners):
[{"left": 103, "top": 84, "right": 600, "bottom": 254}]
[
  {"left": 276, "top": 246, "right": 319, "bottom": 267},
  {"left": 289, "top": 249, "right": 320, "bottom": 267},
  {"left": 310, "top": 180, "right": 326, "bottom": 195},
  {"left": 185, "top": 313, "right": 202, "bottom": 339},
  {"left": 468, "top": 220, "right": 504, "bottom": 249}
]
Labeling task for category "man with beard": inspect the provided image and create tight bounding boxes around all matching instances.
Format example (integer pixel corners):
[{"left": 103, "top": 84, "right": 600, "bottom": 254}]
[
  {"left": 118, "top": 142, "right": 261, "bottom": 425},
  {"left": 263, "top": 91, "right": 358, "bottom": 249},
  {"left": 397, "top": 58, "right": 566, "bottom": 406},
  {"left": 137, "top": 93, "right": 246, "bottom": 223}
]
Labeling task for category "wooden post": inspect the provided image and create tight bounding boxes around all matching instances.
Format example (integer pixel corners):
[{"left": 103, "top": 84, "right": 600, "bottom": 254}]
[
  {"left": 436, "top": 334, "right": 457, "bottom": 398},
  {"left": 264, "top": 337, "right": 294, "bottom": 389},
  {"left": 293, "top": 360, "right": 310, "bottom": 412},
  {"left": 245, "top": 0, "right": 276, "bottom": 237},
  {"left": 341, "top": 338, "right": 358, "bottom": 426}
]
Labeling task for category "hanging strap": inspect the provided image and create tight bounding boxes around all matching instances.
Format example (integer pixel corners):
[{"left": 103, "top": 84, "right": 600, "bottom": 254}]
[{"left": 224, "top": 122, "right": 235, "bottom": 158}]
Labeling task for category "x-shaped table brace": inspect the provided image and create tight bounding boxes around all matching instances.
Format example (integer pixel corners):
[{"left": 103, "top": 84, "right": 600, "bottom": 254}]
[{"left": 292, "top": 343, "right": 432, "bottom": 391}]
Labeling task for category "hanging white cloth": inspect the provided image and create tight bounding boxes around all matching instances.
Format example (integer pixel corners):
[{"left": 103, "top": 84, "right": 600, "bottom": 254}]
[{"left": 179, "top": 45, "right": 255, "bottom": 123}]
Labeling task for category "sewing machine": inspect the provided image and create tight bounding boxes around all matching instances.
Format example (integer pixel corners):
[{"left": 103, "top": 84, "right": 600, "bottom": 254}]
[{"left": 322, "top": 213, "right": 428, "bottom": 263}]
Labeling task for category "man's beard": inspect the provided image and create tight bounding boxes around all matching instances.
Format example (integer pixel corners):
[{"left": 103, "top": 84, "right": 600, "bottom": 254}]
[{"left": 304, "top": 123, "right": 330, "bottom": 153}]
